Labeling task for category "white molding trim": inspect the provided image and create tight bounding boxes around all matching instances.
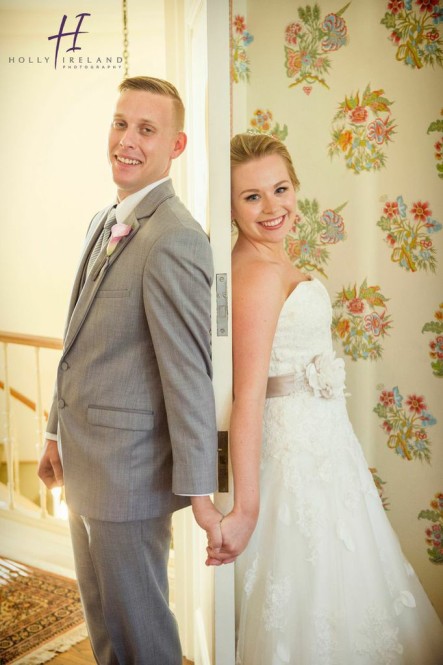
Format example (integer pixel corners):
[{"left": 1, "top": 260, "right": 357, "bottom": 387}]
[
  {"left": 194, "top": 607, "right": 212, "bottom": 665},
  {"left": 186, "top": 0, "right": 205, "bottom": 28}
]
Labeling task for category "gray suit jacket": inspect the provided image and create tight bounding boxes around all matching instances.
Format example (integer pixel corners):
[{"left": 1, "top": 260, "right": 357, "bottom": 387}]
[{"left": 47, "top": 180, "right": 218, "bottom": 521}]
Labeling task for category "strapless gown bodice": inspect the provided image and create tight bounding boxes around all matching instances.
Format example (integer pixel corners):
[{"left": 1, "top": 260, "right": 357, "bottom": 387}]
[{"left": 268, "top": 278, "right": 333, "bottom": 375}]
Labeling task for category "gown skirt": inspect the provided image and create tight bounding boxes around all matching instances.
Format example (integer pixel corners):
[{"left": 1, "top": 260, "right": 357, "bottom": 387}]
[{"left": 235, "top": 279, "right": 443, "bottom": 665}]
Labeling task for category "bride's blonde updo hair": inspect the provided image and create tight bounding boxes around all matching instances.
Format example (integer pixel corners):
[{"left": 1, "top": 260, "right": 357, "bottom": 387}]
[{"left": 230, "top": 132, "right": 300, "bottom": 190}]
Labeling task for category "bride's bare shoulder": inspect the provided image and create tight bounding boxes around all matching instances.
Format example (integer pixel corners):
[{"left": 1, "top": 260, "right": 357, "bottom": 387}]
[
  {"left": 233, "top": 254, "right": 279, "bottom": 282},
  {"left": 232, "top": 255, "right": 284, "bottom": 310}
]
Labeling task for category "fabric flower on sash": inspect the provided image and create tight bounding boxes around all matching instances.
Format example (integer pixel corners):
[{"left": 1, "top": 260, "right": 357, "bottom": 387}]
[
  {"left": 305, "top": 351, "right": 346, "bottom": 399},
  {"left": 106, "top": 223, "right": 133, "bottom": 256}
]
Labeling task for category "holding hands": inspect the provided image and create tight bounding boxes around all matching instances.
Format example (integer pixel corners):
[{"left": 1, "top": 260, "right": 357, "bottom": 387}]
[
  {"left": 191, "top": 497, "right": 257, "bottom": 566},
  {"left": 206, "top": 509, "right": 257, "bottom": 566}
]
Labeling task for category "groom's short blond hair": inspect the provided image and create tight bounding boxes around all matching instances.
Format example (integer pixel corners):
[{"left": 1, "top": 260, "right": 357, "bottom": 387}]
[{"left": 118, "top": 76, "right": 185, "bottom": 131}]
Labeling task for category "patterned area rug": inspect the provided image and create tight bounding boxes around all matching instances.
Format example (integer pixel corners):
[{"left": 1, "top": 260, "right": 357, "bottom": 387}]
[{"left": 0, "top": 557, "right": 87, "bottom": 664}]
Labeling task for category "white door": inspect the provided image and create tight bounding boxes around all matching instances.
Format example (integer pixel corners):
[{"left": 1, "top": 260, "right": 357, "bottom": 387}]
[
  {"left": 205, "top": 4, "right": 236, "bottom": 664},
  {"left": 165, "top": 1, "right": 235, "bottom": 664}
]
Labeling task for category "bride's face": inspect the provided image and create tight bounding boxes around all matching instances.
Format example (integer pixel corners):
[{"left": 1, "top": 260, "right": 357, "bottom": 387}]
[{"left": 231, "top": 154, "right": 296, "bottom": 244}]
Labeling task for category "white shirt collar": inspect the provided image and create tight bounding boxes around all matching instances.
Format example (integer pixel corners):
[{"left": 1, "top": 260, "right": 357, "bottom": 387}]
[{"left": 115, "top": 177, "right": 170, "bottom": 224}]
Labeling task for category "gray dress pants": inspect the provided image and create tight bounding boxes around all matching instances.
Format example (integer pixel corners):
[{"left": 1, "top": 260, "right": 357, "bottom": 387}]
[{"left": 69, "top": 511, "right": 182, "bottom": 665}]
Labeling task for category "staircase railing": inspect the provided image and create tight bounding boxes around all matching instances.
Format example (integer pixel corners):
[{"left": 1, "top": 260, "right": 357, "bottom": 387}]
[{"left": 0, "top": 331, "right": 62, "bottom": 517}]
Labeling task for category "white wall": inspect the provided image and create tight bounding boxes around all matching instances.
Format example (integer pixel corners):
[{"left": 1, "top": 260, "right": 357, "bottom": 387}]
[{"left": 0, "top": 0, "right": 168, "bottom": 458}]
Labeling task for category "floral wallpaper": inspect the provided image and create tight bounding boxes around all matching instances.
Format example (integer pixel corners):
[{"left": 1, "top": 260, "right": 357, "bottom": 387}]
[
  {"left": 376, "top": 196, "right": 441, "bottom": 272},
  {"left": 284, "top": 2, "right": 350, "bottom": 93},
  {"left": 332, "top": 280, "right": 392, "bottom": 360},
  {"left": 422, "top": 302, "right": 443, "bottom": 376},
  {"left": 370, "top": 467, "right": 390, "bottom": 510},
  {"left": 285, "top": 199, "right": 347, "bottom": 276},
  {"left": 231, "top": 0, "right": 443, "bottom": 617},
  {"left": 328, "top": 85, "right": 396, "bottom": 174},
  {"left": 249, "top": 109, "right": 288, "bottom": 140},
  {"left": 231, "top": 14, "right": 254, "bottom": 83},
  {"left": 419, "top": 492, "right": 443, "bottom": 564},
  {"left": 427, "top": 110, "right": 443, "bottom": 179},
  {"left": 381, "top": 0, "right": 443, "bottom": 69},
  {"left": 373, "top": 386, "right": 436, "bottom": 462}
]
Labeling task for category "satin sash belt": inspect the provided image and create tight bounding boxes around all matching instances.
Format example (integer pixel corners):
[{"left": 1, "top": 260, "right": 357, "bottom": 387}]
[
  {"left": 266, "top": 373, "right": 299, "bottom": 398},
  {"left": 266, "top": 353, "right": 346, "bottom": 400}
]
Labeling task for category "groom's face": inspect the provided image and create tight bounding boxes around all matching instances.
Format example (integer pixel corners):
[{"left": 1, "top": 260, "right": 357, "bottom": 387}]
[{"left": 108, "top": 89, "right": 186, "bottom": 200}]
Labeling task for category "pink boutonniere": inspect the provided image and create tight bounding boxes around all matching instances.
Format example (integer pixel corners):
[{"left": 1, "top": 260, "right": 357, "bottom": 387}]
[{"left": 106, "top": 223, "right": 133, "bottom": 256}]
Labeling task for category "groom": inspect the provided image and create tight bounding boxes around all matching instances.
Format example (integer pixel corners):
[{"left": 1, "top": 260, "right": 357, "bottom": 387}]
[{"left": 38, "top": 76, "right": 221, "bottom": 665}]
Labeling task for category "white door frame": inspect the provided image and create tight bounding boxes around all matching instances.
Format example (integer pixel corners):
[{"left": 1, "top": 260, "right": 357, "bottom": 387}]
[{"left": 205, "top": 2, "right": 236, "bottom": 665}]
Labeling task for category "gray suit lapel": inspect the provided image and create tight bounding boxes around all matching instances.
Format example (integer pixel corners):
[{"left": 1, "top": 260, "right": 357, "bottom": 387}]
[
  {"left": 63, "top": 182, "right": 176, "bottom": 355},
  {"left": 62, "top": 208, "right": 108, "bottom": 337},
  {"left": 133, "top": 179, "right": 176, "bottom": 220},
  {"left": 63, "top": 216, "right": 140, "bottom": 355}
]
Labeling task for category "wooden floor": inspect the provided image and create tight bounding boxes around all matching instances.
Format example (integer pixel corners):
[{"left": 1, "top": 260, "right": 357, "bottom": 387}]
[
  {"left": 51, "top": 638, "right": 94, "bottom": 664},
  {"left": 51, "top": 638, "right": 193, "bottom": 664},
  {"left": 1, "top": 505, "right": 193, "bottom": 665}
]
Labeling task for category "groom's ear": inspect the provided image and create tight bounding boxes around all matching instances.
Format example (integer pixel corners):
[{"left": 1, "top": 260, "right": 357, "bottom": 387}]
[{"left": 171, "top": 132, "right": 187, "bottom": 160}]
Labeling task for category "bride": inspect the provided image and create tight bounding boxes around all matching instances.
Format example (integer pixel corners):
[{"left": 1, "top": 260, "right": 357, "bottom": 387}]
[{"left": 207, "top": 132, "right": 443, "bottom": 664}]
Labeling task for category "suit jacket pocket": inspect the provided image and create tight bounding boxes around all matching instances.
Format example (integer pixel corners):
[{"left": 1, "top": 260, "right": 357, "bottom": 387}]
[
  {"left": 88, "top": 405, "right": 154, "bottom": 431},
  {"left": 96, "top": 289, "right": 130, "bottom": 298}
]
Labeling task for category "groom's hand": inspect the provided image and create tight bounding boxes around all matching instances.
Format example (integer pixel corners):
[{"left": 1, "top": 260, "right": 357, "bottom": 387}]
[
  {"left": 191, "top": 496, "right": 224, "bottom": 565},
  {"left": 37, "top": 438, "right": 64, "bottom": 489},
  {"left": 207, "top": 510, "right": 257, "bottom": 564}
]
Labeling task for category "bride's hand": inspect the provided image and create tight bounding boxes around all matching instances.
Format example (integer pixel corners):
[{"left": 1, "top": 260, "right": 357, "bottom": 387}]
[{"left": 206, "top": 510, "right": 257, "bottom": 565}]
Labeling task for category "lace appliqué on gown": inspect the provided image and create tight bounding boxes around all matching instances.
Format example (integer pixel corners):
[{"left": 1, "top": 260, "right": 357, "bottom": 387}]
[
  {"left": 354, "top": 605, "right": 404, "bottom": 664},
  {"left": 243, "top": 553, "right": 259, "bottom": 598},
  {"left": 312, "top": 610, "right": 340, "bottom": 665},
  {"left": 262, "top": 572, "right": 292, "bottom": 632}
]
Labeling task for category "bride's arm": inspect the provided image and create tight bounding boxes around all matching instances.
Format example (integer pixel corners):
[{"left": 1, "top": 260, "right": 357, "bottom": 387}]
[{"left": 207, "top": 261, "right": 284, "bottom": 564}]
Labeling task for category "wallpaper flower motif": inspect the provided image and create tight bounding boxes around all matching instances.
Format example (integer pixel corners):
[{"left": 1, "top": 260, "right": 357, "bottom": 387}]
[
  {"left": 418, "top": 492, "right": 443, "bottom": 564},
  {"left": 332, "top": 280, "right": 392, "bottom": 360},
  {"left": 427, "top": 111, "right": 443, "bottom": 179},
  {"left": 249, "top": 109, "right": 288, "bottom": 140},
  {"left": 377, "top": 196, "right": 442, "bottom": 272},
  {"left": 328, "top": 85, "right": 396, "bottom": 173},
  {"left": 231, "top": 14, "right": 254, "bottom": 83},
  {"left": 284, "top": 2, "right": 350, "bottom": 94},
  {"left": 285, "top": 199, "right": 347, "bottom": 277},
  {"left": 370, "top": 468, "right": 390, "bottom": 510},
  {"left": 373, "top": 387, "right": 436, "bottom": 462},
  {"left": 422, "top": 303, "right": 443, "bottom": 377},
  {"left": 381, "top": 0, "right": 443, "bottom": 70}
]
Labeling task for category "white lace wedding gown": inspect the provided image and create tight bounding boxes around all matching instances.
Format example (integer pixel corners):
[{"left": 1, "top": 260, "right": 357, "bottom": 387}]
[{"left": 235, "top": 278, "right": 443, "bottom": 665}]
